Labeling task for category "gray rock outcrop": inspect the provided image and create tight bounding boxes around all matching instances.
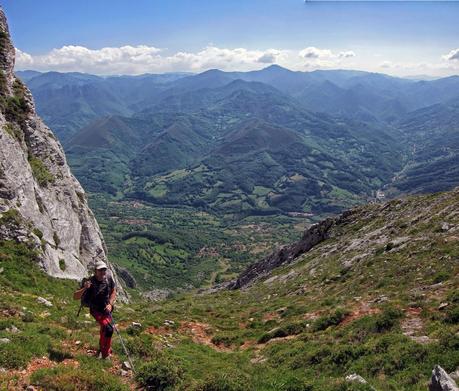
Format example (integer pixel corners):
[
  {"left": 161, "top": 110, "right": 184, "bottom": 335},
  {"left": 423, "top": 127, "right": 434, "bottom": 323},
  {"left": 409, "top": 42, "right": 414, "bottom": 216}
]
[
  {"left": 229, "top": 217, "right": 335, "bottom": 289},
  {"left": 114, "top": 264, "right": 137, "bottom": 288},
  {"left": 429, "top": 365, "right": 459, "bottom": 391},
  {"left": 0, "top": 8, "right": 126, "bottom": 301}
]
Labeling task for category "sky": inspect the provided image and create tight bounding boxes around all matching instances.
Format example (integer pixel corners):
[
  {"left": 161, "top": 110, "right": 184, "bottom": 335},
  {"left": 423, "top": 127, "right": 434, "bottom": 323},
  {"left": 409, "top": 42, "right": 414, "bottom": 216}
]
[{"left": 2, "top": 0, "right": 459, "bottom": 77}]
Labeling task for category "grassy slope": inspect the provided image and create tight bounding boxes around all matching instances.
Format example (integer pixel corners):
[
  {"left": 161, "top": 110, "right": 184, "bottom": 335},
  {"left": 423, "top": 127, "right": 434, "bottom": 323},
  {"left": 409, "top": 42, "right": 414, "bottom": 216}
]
[{"left": 1, "top": 188, "right": 458, "bottom": 390}]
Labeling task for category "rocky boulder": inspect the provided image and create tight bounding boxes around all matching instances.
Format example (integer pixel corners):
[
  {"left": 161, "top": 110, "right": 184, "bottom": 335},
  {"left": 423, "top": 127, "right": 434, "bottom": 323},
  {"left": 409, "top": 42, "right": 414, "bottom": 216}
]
[{"left": 429, "top": 365, "right": 459, "bottom": 391}]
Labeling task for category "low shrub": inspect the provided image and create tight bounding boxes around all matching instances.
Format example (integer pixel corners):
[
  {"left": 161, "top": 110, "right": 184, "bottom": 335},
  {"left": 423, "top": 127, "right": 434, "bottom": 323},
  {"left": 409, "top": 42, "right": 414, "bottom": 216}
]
[
  {"left": 126, "top": 323, "right": 144, "bottom": 336},
  {"left": 48, "top": 345, "right": 73, "bottom": 362},
  {"left": 211, "top": 332, "right": 241, "bottom": 347},
  {"left": 258, "top": 321, "right": 308, "bottom": 344},
  {"left": 444, "top": 304, "right": 459, "bottom": 324},
  {"left": 312, "top": 308, "right": 349, "bottom": 332},
  {"left": 30, "top": 365, "right": 129, "bottom": 390},
  {"left": 0, "top": 332, "right": 50, "bottom": 369},
  {"left": 28, "top": 155, "right": 55, "bottom": 187},
  {"left": 124, "top": 334, "right": 158, "bottom": 358},
  {"left": 372, "top": 307, "right": 403, "bottom": 333},
  {"left": 432, "top": 271, "right": 450, "bottom": 284},
  {"left": 135, "top": 356, "right": 184, "bottom": 390},
  {"left": 193, "top": 372, "right": 250, "bottom": 391}
]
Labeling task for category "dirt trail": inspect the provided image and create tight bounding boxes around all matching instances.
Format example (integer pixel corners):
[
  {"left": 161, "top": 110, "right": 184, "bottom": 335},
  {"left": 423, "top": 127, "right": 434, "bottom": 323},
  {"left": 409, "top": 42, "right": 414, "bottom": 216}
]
[
  {"left": 62, "top": 339, "right": 136, "bottom": 389},
  {"left": 1, "top": 337, "right": 137, "bottom": 390},
  {"left": 179, "top": 321, "right": 233, "bottom": 352},
  {"left": 401, "top": 307, "right": 433, "bottom": 344},
  {"left": 3, "top": 356, "right": 79, "bottom": 390}
]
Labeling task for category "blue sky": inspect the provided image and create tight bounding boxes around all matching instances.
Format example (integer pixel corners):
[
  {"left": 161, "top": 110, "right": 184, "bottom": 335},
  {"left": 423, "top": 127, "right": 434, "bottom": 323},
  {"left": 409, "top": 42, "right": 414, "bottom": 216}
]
[{"left": 3, "top": 0, "right": 459, "bottom": 77}]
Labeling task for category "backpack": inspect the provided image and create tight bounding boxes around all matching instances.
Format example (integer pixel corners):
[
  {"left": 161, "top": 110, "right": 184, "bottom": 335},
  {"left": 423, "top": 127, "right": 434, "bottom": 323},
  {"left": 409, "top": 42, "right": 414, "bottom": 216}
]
[
  {"left": 80, "top": 277, "right": 93, "bottom": 308},
  {"left": 77, "top": 275, "right": 115, "bottom": 316}
]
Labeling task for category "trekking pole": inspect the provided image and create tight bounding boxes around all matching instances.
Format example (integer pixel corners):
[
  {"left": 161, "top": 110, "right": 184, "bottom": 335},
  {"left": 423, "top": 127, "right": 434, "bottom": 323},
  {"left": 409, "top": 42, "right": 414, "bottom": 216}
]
[{"left": 109, "top": 313, "right": 136, "bottom": 374}]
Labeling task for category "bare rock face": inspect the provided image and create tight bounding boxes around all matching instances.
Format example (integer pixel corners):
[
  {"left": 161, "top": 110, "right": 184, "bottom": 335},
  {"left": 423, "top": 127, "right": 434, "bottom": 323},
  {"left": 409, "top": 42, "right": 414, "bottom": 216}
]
[
  {"left": 429, "top": 366, "right": 459, "bottom": 391},
  {"left": 229, "top": 217, "right": 335, "bottom": 289},
  {"left": 0, "top": 8, "right": 127, "bottom": 301}
]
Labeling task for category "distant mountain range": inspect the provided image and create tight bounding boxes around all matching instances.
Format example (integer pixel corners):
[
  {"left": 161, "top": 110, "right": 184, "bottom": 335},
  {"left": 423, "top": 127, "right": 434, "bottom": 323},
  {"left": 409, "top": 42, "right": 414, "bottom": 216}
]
[{"left": 17, "top": 66, "right": 459, "bottom": 216}]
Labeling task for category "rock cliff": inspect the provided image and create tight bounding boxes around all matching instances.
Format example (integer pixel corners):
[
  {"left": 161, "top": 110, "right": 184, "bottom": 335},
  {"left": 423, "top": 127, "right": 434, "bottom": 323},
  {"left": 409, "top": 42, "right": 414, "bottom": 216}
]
[{"left": 0, "top": 8, "right": 126, "bottom": 300}]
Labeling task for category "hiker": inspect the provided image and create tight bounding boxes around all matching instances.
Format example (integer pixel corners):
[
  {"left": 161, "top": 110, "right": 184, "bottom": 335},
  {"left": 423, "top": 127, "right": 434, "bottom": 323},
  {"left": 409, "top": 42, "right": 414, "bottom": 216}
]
[{"left": 73, "top": 260, "right": 117, "bottom": 359}]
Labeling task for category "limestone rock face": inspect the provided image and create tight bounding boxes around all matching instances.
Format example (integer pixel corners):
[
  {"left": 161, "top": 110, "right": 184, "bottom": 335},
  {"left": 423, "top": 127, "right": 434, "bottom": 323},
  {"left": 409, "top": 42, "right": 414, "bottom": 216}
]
[
  {"left": 229, "top": 217, "right": 335, "bottom": 289},
  {"left": 0, "top": 8, "right": 126, "bottom": 301},
  {"left": 429, "top": 366, "right": 459, "bottom": 391}
]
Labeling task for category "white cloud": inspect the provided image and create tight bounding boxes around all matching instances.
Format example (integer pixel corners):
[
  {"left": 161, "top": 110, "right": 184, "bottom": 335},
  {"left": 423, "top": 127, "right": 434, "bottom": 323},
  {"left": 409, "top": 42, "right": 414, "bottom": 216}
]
[
  {"left": 16, "top": 45, "right": 163, "bottom": 74},
  {"left": 298, "top": 47, "right": 355, "bottom": 61},
  {"left": 257, "top": 49, "right": 284, "bottom": 64},
  {"left": 297, "top": 47, "right": 356, "bottom": 70},
  {"left": 442, "top": 48, "right": 459, "bottom": 61},
  {"left": 375, "top": 58, "right": 459, "bottom": 78},
  {"left": 338, "top": 51, "right": 356, "bottom": 59},
  {"left": 15, "top": 48, "right": 34, "bottom": 67},
  {"left": 15, "top": 44, "right": 290, "bottom": 75},
  {"left": 379, "top": 61, "right": 394, "bottom": 69},
  {"left": 299, "top": 47, "right": 333, "bottom": 59},
  {"left": 166, "top": 46, "right": 288, "bottom": 72},
  {"left": 18, "top": 43, "right": 456, "bottom": 78}
]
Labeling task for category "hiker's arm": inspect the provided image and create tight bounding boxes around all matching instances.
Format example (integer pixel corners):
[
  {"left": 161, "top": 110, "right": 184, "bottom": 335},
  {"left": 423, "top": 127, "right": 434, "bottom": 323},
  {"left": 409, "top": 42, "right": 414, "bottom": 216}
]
[
  {"left": 73, "top": 280, "right": 91, "bottom": 300},
  {"left": 109, "top": 288, "right": 117, "bottom": 306},
  {"left": 105, "top": 288, "right": 117, "bottom": 311}
]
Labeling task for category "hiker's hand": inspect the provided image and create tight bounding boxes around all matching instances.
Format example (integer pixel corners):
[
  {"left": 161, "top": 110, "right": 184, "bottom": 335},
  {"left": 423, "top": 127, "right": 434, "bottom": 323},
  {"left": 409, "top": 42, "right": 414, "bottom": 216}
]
[
  {"left": 84, "top": 281, "right": 92, "bottom": 289},
  {"left": 105, "top": 303, "right": 112, "bottom": 313}
]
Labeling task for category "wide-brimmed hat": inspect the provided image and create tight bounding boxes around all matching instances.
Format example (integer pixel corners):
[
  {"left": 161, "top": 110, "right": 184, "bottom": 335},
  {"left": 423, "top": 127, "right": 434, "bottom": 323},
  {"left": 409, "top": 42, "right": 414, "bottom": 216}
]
[{"left": 95, "top": 260, "right": 108, "bottom": 270}]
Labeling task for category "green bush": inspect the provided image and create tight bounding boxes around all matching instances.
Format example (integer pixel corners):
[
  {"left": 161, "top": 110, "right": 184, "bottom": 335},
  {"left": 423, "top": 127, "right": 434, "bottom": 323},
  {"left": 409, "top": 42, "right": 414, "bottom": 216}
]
[
  {"left": 278, "top": 377, "right": 313, "bottom": 391},
  {"left": 444, "top": 305, "right": 459, "bottom": 324},
  {"left": 126, "top": 323, "right": 144, "bottom": 336},
  {"left": 59, "top": 259, "right": 66, "bottom": 271},
  {"left": 0, "top": 332, "right": 50, "bottom": 369},
  {"left": 22, "top": 310, "right": 35, "bottom": 322},
  {"left": 53, "top": 231, "right": 61, "bottom": 248},
  {"left": 211, "top": 332, "right": 241, "bottom": 347},
  {"left": 3, "top": 123, "right": 22, "bottom": 141},
  {"left": 193, "top": 372, "right": 250, "bottom": 391},
  {"left": 135, "top": 357, "right": 184, "bottom": 390},
  {"left": 28, "top": 155, "right": 55, "bottom": 187},
  {"left": 312, "top": 308, "right": 349, "bottom": 332},
  {"left": 447, "top": 290, "right": 459, "bottom": 303},
  {"left": 330, "top": 345, "right": 365, "bottom": 367},
  {"left": 258, "top": 321, "right": 308, "bottom": 344},
  {"left": 372, "top": 307, "right": 403, "bottom": 333},
  {"left": 0, "top": 342, "right": 32, "bottom": 369},
  {"left": 290, "top": 345, "right": 333, "bottom": 369},
  {"left": 438, "top": 331, "right": 459, "bottom": 350},
  {"left": 432, "top": 271, "right": 450, "bottom": 284},
  {"left": 30, "top": 365, "right": 129, "bottom": 390},
  {"left": 48, "top": 345, "right": 73, "bottom": 362},
  {"left": 329, "top": 381, "right": 375, "bottom": 391},
  {"left": 0, "top": 319, "right": 12, "bottom": 330},
  {"left": 32, "top": 227, "right": 44, "bottom": 239},
  {"left": 124, "top": 334, "right": 158, "bottom": 358},
  {"left": 0, "top": 208, "right": 22, "bottom": 225}
]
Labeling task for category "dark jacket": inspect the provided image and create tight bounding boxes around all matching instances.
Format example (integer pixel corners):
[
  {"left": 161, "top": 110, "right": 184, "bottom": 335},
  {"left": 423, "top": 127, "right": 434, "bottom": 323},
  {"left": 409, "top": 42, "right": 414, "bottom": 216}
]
[{"left": 84, "top": 274, "right": 116, "bottom": 313}]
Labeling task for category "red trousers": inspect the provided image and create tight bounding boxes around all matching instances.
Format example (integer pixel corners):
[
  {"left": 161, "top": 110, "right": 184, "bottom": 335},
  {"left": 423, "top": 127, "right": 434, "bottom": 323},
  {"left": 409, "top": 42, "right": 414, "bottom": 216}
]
[{"left": 90, "top": 308, "right": 113, "bottom": 357}]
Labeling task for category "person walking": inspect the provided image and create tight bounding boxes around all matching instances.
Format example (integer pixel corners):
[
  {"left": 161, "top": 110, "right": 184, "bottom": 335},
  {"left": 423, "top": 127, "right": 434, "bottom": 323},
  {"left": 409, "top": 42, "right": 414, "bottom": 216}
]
[{"left": 73, "top": 260, "right": 117, "bottom": 359}]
